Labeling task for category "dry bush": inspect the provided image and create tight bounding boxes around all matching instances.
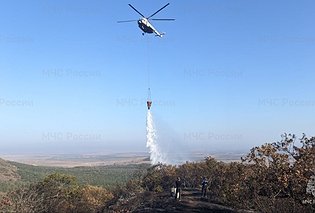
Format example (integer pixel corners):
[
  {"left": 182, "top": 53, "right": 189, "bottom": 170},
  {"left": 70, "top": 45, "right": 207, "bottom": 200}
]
[
  {"left": 142, "top": 164, "right": 177, "bottom": 192},
  {"left": 240, "top": 133, "right": 315, "bottom": 211},
  {"left": 0, "top": 173, "right": 113, "bottom": 213}
]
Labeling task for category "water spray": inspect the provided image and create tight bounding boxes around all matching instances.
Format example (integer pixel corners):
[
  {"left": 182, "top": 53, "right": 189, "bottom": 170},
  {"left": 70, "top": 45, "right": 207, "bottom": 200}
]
[{"left": 146, "top": 89, "right": 166, "bottom": 165}]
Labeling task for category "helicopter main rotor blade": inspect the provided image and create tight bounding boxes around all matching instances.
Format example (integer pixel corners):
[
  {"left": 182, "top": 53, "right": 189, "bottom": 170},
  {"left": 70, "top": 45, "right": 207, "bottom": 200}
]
[
  {"left": 148, "top": 3, "right": 170, "bottom": 19},
  {"left": 117, "top": 20, "right": 138, "bottom": 23},
  {"left": 128, "top": 4, "right": 145, "bottom": 18},
  {"left": 151, "top": 18, "right": 175, "bottom": 21}
]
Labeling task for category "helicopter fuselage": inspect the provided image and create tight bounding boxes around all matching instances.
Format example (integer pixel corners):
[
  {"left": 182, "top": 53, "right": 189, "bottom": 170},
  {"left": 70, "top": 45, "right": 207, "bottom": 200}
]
[
  {"left": 118, "top": 3, "right": 173, "bottom": 38},
  {"left": 137, "top": 18, "right": 162, "bottom": 37}
]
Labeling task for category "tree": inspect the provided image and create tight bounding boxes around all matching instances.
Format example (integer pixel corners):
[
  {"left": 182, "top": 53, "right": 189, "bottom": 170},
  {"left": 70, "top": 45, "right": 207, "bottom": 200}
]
[{"left": 242, "top": 133, "right": 315, "bottom": 210}]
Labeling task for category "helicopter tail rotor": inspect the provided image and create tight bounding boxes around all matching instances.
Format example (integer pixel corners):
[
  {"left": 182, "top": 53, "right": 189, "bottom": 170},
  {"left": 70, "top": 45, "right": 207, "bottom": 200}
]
[{"left": 155, "top": 32, "right": 165, "bottom": 37}]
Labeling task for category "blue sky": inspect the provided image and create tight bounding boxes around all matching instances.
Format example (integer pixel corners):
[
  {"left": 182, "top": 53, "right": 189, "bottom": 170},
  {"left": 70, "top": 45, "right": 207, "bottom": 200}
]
[{"left": 0, "top": 0, "right": 314, "bottom": 155}]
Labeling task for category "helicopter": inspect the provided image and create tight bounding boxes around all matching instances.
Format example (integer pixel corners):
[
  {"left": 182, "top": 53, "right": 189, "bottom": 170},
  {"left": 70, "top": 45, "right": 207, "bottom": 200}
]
[{"left": 118, "top": 3, "right": 175, "bottom": 37}]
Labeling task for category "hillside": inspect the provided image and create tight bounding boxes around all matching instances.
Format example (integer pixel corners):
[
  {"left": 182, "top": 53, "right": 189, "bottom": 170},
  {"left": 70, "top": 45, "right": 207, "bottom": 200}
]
[
  {"left": 0, "top": 135, "right": 314, "bottom": 212},
  {"left": 0, "top": 158, "right": 20, "bottom": 182},
  {"left": 0, "top": 158, "right": 150, "bottom": 193},
  {"left": 10, "top": 161, "right": 149, "bottom": 189}
]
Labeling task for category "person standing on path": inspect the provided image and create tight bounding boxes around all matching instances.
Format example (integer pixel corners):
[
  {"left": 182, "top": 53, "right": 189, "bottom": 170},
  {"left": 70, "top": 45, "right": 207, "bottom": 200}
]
[
  {"left": 201, "top": 177, "right": 208, "bottom": 197},
  {"left": 175, "top": 177, "right": 182, "bottom": 201}
]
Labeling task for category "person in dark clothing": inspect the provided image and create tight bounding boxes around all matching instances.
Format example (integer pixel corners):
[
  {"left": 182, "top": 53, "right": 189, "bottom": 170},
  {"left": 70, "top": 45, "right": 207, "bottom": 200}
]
[
  {"left": 175, "top": 177, "right": 181, "bottom": 200},
  {"left": 201, "top": 177, "right": 208, "bottom": 197}
]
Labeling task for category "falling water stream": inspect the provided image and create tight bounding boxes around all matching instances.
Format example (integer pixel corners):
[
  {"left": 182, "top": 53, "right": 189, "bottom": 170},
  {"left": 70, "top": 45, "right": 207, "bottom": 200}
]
[{"left": 146, "top": 110, "right": 166, "bottom": 165}]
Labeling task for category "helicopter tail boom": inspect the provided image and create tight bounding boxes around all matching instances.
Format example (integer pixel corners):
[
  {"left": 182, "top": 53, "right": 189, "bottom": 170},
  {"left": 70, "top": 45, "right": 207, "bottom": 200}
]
[{"left": 155, "top": 32, "right": 165, "bottom": 37}]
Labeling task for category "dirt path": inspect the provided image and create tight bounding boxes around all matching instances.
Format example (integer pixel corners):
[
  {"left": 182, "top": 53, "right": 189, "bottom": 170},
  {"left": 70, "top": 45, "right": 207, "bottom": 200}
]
[{"left": 127, "top": 189, "right": 256, "bottom": 213}]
